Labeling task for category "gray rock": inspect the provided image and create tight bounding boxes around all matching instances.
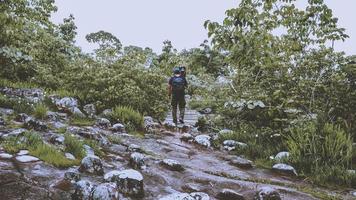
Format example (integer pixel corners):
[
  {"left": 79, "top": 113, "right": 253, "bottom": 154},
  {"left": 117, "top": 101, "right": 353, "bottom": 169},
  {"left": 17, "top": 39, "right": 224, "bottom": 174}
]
[
  {"left": 52, "top": 121, "right": 67, "bottom": 129},
  {"left": 72, "top": 180, "right": 93, "bottom": 200},
  {"left": 104, "top": 169, "right": 144, "bottom": 198},
  {"left": 96, "top": 118, "right": 111, "bottom": 129},
  {"left": 83, "top": 104, "right": 96, "bottom": 118},
  {"left": 272, "top": 163, "right": 297, "bottom": 176},
  {"left": 79, "top": 155, "right": 104, "bottom": 175},
  {"left": 72, "top": 107, "right": 86, "bottom": 118},
  {"left": 64, "top": 171, "right": 81, "bottom": 182},
  {"left": 3, "top": 128, "right": 27, "bottom": 138},
  {"left": 219, "top": 129, "right": 234, "bottom": 135},
  {"left": 159, "top": 192, "right": 195, "bottom": 200},
  {"left": 46, "top": 111, "right": 61, "bottom": 121},
  {"left": 255, "top": 186, "right": 281, "bottom": 200},
  {"left": 50, "top": 134, "right": 65, "bottom": 145},
  {"left": 84, "top": 145, "right": 95, "bottom": 156},
  {"left": 194, "top": 135, "right": 211, "bottom": 148},
  {"left": 230, "top": 156, "right": 253, "bottom": 169},
  {"left": 223, "top": 140, "right": 236, "bottom": 147},
  {"left": 217, "top": 188, "right": 245, "bottom": 200},
  {"left": 127, "top": 144, "right": 142, "bottom": 153},
  {"left": 0, "top": 153, "right": 13, "bottom": 159},
  {"left": 101, "top": 109, "right": 113, "bottom": 118},
  {"left": 56, "top": 97, "right": 78, "bottom": 111},
  {"left": 24, "top": 117, "right": 47, "bottom": 131},
  {"left": 0, "top": 107, "right": 14, "bottom": 115},
  {"left": 129, "top": 152, "right": 145, "bottom": 169},
  {"left": 200, "top": 108, "right": 212, "bottom": 114},
  {"left": 65, "top": 153, "right": 76, "bottom": 160},
  {"left": 161, "top": 159, "right": 184, "bottom": 171},
  {"left": 11, "top": 113, "right": 27, "bottom": 123},
  {"left": 16, "top": 155, "right": 40, "bottom": 163},
  {"left": 91, "top": 183, "right": 118, "bottom": 200},
  {"left": 180, "top": 133, "right": 194, "bottom": 142},
  {"left": 274, "top": 151, "right": 290, "bottom": 162},
  {"left": 17, "top": 150, "right": 29, "bottom": 156},
  {"left": 190, "top": 192, "right": 210, "bottom": 200},
  {"left": 111, "top": 123, "right": 125, "bottom": 132}
]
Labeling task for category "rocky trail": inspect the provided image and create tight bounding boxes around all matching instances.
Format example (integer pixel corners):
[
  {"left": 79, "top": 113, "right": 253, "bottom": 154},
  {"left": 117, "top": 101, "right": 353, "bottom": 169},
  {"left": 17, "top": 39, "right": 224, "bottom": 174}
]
[{"left": 0, "top": 88, "right": 355, "bottom": 200}]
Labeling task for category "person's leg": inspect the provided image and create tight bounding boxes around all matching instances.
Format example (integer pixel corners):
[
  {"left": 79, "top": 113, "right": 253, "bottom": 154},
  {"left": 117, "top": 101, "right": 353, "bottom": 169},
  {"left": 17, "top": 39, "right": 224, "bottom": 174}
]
[
  {"left": 178, "top": 95, "right": 186, "bottom": 123},
  {"left": 171, "top": 96, "right": 178, "bottom": 124}
]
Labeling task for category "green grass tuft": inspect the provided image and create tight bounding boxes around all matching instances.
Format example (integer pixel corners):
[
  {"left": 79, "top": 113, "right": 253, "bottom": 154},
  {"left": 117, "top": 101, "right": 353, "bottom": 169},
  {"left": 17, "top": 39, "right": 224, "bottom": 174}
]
[
  {"left": 33, "top": 103, "right": 48, "bottom": 120},
  {"left": 69, "top": 117, "right": 95, "bottom": 127},
  {"left": 64, "top": 134, "right": 86, "bottom": 159},
  {"left": 110, "top": 105, "right": 144, "bottom": 132}
]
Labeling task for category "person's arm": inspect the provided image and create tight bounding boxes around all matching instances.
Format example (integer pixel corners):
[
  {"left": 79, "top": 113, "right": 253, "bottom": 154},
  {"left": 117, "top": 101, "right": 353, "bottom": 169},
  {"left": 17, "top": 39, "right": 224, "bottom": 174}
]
[{"left": 168, "top": 78, "right": 172, "bottom": 97}]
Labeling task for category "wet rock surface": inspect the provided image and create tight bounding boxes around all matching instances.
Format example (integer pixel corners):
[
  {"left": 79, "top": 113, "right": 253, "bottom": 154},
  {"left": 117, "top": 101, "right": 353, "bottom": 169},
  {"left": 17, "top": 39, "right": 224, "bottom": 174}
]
[{"left": 0, "top": 104, "right": 352, "bottom": 200}]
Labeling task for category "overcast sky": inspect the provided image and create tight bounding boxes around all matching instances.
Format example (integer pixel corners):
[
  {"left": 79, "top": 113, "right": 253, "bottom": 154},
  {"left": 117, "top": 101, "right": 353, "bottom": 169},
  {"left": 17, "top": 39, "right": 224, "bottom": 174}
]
[{"left": 51, "top": 0, "right": 356, "bottom": 55}]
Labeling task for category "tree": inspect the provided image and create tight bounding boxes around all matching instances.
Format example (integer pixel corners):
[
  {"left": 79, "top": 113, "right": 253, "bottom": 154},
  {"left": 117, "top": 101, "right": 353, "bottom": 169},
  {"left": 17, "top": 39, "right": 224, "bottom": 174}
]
[{"left": 86, "top": 31, "right": 122, "bottom": 64}]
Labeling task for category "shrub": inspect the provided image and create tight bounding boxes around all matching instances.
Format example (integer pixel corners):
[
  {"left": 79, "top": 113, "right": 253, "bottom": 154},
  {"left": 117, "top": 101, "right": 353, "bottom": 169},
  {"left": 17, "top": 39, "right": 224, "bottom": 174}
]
[
  {"left": 33, "top": 104, "right": 48, "bottom": 120},
  {"left": 0, "top": 94, "right": 34, "bottom": 114},
  {"left": 64, "top": 134, "right": 86, "bottom": 159},
  {"left": 1, "top": 132, "right": 78, "bottom": 168},
  {"left": 110, "top": 106, "right": 144, "bottom": 132},
  {"left": 287, "top": 121, "right": 353, "bottom": 186}
]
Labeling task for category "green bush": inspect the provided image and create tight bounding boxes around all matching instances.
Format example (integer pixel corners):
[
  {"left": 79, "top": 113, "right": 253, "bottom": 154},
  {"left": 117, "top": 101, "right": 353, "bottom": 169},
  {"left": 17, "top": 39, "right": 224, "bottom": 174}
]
[
  {"left": 1, "top": 132, "right": 78, "bottom": 168},
  {"left": 69, "top": 117, "right": 95, "bottom": 127},
  {"left": 0, "top": 94, "right": 34, "bottom": 114},
  {"left": 287, "top": 122, "right": 353, "bottom": 186},
  {"left": 33, "top": 104, "right": 48, "bottom": 120},
  {"left": 110, "top": 106, "right": 144, "bottom": 132}
]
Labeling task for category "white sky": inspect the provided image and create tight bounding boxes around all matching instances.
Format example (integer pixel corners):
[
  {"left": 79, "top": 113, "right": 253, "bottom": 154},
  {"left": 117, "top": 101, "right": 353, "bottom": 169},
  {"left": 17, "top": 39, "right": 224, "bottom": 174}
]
[{"left": 51, "top": 0, "right": 356, "bottom": 55}]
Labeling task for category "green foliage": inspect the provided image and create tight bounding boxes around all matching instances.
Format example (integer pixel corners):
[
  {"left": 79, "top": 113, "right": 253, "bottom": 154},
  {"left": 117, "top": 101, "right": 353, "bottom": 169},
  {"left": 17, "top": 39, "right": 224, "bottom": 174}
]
[
  {"left": 110, "top": 106, "right": 144, "bottom": 132},
  {"left": 31, "top": 143, "right": 79, "bottom": 168},
  {"left": 0, "top": 94, "right": 34, "bottom": 114},
  {"left": 33, "top": 104, "right": 48, "bottom": 120},
  {"left": 69, "top": 117, "right": 95, "bottom": 127},
  {"left": 107, "top": 135, "right": 122, "bottom": 145},
  {"left": 1, "top": 131, "right": 77, "bottom": 168},
  {"left": 64, "top": 134, "right": 86, "bottom": 159},
  {"left": 287, "top": 121, "right": 353, "bottom": 186}
]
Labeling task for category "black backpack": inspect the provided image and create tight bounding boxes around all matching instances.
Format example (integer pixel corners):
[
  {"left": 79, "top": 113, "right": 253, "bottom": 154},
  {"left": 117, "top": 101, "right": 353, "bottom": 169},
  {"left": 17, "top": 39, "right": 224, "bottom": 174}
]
[{"left": 172, "top": 76, "right": 185, "bottom": 93}]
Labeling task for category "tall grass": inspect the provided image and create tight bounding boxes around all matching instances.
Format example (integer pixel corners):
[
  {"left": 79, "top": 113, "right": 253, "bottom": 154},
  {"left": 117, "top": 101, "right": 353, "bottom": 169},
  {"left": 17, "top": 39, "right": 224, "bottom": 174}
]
[{"left": 110, "top": 106, "right": 144, "bottom": 132}]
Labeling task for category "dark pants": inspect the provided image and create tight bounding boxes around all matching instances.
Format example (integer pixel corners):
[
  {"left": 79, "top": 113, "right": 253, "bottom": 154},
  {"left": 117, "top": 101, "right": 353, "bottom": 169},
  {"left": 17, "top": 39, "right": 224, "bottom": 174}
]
[{"left": 171, "top": 94, "right": 186, "bottom": 123}]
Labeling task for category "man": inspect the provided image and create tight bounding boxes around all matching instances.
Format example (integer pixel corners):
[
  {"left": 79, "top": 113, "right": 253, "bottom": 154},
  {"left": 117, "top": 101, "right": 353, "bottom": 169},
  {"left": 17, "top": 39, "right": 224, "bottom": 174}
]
[{"left": 168, "top": 67, "right": 188, "bottom": 124}]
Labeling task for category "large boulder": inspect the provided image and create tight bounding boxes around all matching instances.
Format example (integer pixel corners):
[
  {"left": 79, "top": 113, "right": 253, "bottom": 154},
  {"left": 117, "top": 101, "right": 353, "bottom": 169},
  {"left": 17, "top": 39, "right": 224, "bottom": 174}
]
[
  {"left": 255, "top": 186, "right": 281, "bottom": 200},
  {"left": 79, "top": 155, "right": 104, "bottom": 175},
  {"left": 217, "top": 189, "right": 245, "bottom": 200},
  {"left": 129, "top": 152, "right": 145, "bottom": 169},
  {"left": 272, "top": 163, "right": 297, "bottom": 176},
  {"left": 55, "top": 97, "right": 78, "bottom": 111},
  {"left": 110, "top": 123, "right": 125, "bottom": 133},
  {"left": 160, "top": 159, "right": 184, "bottom": 172},
  {"left": 230, "top": 156, "right": 253, "bottom": 169},
  {"left": 104, "top": 169, "right": 144, "bottom": 198},
  {"left": 194, "top": 135, "right": 211, "bottom": 148},
  {"left": 91, "top": 183, "right": 119, "bottom": 200},
  {"left": 96, "top": 118, "right": 111, "bottom": 129},
  {"left": 72, "top": 180, "right": 94, "bottom": 200}
]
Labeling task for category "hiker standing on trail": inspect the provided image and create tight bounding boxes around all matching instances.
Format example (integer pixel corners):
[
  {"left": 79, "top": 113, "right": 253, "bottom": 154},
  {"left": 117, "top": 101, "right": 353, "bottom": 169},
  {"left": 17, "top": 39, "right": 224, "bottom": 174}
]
[{"left": 168, "top": 67, "right": 188, "bottom": 125}]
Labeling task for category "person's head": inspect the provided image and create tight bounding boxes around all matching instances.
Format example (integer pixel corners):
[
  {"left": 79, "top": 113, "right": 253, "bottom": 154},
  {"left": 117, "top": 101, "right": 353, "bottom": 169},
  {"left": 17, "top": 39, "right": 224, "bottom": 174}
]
[{"left": 173, "top": 67, "right": 180, "bottom": 75}]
